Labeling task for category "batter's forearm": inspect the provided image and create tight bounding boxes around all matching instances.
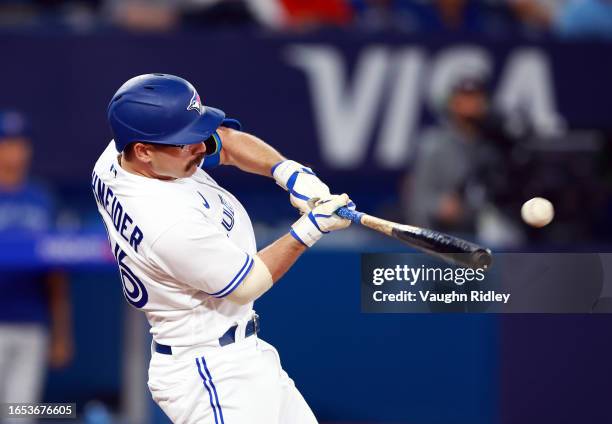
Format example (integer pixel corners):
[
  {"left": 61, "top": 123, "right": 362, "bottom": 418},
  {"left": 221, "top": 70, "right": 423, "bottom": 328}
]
[
  {"left": 226, "top": 234, "right": 306, "bottom": 305},
  {"left": 257, "top": 233, "right": 307, "bottom": 282},
  {"left": 218, "top": 127, "right": 284, "bottom": 177}
]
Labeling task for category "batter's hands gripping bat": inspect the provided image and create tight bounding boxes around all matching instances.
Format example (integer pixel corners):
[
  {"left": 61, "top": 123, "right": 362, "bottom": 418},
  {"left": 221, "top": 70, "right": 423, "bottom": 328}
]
[{"left": 336, "top": 207, "right": 492, "bottom": 269}]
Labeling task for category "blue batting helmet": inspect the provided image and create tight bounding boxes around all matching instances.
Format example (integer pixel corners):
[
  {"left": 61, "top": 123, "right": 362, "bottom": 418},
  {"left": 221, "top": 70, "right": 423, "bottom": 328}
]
[{"left": 107, "top": 73, "right": 240, "bottom": 152}]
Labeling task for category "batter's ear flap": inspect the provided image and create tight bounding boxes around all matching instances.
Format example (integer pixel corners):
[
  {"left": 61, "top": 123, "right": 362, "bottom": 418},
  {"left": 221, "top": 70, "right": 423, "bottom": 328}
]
[{"left": 202, "top": 132, "right": 222, "bottom": 169}]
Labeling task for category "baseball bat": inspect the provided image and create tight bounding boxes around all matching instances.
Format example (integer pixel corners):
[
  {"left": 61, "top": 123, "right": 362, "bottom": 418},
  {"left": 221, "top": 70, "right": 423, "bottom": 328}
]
[{"left": 336, "top": 207, "right": 492, "bottom": 269}]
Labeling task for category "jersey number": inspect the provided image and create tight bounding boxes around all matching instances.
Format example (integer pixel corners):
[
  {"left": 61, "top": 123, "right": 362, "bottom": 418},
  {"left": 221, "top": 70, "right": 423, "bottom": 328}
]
[{"left": 113, "top": 244, "right": 149, "bottom": 308}]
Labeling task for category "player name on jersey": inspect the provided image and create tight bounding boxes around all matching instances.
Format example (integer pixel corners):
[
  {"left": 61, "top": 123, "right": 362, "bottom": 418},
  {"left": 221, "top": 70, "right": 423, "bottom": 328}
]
[{"left": 91, "top": 170, "right": 144, "bottom": 253}]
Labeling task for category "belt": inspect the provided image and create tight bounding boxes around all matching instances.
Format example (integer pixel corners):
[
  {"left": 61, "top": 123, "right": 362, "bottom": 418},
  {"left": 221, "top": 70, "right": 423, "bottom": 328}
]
[{"left": 154, "top": 314, "right": 259, "bottom": 355}]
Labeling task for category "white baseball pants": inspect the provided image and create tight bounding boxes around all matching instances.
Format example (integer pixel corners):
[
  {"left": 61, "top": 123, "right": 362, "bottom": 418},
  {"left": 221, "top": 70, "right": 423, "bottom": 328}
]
[{"left": 148, "top": 335, "right": 318, "bottom": 424}]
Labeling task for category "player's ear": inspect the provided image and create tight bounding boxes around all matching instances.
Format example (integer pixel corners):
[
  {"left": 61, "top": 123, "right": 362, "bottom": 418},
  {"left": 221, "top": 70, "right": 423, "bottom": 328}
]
[{"left": 132, "top": 142, "right": 154, "bottom": 163}]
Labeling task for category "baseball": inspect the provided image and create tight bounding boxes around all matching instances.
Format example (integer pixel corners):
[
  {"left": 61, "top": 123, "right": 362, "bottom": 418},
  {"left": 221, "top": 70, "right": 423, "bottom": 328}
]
[{"left": 521, "top": 197, "right": 554, "bottom": 228}]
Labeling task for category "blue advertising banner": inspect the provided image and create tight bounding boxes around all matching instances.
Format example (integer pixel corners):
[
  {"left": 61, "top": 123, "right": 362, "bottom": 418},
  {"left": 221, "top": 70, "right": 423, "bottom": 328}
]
[{"left": 0, "top": 33, "right": 610, "bottom": 188}]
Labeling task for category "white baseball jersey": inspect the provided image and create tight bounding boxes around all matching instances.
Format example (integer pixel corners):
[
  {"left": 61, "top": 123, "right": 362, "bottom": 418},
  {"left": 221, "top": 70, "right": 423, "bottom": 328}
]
[{"left": 91, "top": 141, "right": 257, "bottom": 347}]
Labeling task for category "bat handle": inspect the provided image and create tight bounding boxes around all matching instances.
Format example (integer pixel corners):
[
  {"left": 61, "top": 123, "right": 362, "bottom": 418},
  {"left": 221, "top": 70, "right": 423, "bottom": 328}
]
[{"left": 336, "top": 207, "right": 364, "bottom": 223}]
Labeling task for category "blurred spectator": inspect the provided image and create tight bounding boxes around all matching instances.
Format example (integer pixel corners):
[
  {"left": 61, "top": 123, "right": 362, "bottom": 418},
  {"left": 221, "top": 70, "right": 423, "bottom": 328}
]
[
  {"left": 555, "top": 0, "right": 612, "bottom": 40},
  {"left": 103, "top": 0, "right": 274, "bottom": 32},
  {"left": 350, "top": 0, "right": 418, "bottom": 32},
  {"left": 103, "top": 0, "right": 180, "bottom": 32},
  {"left": 506, "top": 0, "right": 612, "bottom": 39},
  {"left": 182, "top": 0, "right": 265, "bottom": 29},
  {"left": 7, "top": 0, "right": 612, "bottom": 40},
  {"left": 0, "top": 0, "right": 99, "bottom": 31},
  {"left": 277, "top": 0, "right": 353, "bottom": 30},
  {"left": 508, "top": 0, "right": 556, "bottom": 34},
  {"left": 0, "top": 111, "right": 73, "bottom": 414},
  {"left": 429, "top": 0, "right": 486, "bottom": 32},
  {"left": 351, "top": 0, "right": 514, "bottom": 35},
  {"left": 402, "top": 74, "right": 525, "bottom": 246},
  {"left": 1, "top": 0, "right": 344, "bottom": 33}
]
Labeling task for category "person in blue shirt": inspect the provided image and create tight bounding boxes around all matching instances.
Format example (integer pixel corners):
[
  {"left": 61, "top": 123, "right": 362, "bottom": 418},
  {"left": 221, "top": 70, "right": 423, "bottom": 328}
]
[
  {"left": 556, "top": 0, "right": 612, "bottom": 40},
  {"left": 0, "top": 110, "right": 73, "bottom": 413}
]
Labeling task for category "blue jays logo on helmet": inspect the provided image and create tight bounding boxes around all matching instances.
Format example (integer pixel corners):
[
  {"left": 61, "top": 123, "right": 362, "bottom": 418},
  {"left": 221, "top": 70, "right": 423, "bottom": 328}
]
[{"left": 187, "top": 90, "right": 202, "bottom": 114}]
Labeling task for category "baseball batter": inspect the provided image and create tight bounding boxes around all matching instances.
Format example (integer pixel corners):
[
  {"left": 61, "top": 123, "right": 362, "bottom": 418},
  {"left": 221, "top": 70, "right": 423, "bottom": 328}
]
[{"left": 92, "top": 74, "right": 353, "bottom": 423}]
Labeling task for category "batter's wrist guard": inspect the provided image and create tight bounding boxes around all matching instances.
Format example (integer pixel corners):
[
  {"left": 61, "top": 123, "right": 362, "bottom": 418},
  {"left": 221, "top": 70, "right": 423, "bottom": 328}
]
[
  {"left": 271, "top": 160, "right": 316, "bottom": 191},
  {"left": 290, "top": 212, "right": 323, "bottom": 247}
]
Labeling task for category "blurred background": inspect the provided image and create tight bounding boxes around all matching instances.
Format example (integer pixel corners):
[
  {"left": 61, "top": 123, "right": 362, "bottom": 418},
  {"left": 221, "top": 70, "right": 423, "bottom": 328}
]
[{"left": 0, "top": 0, "right": 611, "bottom": 423}]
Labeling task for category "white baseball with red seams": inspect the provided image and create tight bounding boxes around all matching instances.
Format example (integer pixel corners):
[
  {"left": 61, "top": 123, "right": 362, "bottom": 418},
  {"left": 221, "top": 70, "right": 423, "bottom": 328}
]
[{"left": 521, "top": 197, "right": 555, "bottom": 228}]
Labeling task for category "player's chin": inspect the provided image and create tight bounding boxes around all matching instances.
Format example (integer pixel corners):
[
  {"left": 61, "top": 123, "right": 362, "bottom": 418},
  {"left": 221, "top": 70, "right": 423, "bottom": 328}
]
[
  {"left": 185, "top": 156, "right": 204, "bottom": 172},
  {"left": 183, "top": 161, "right": 200, "bottom": 176}
]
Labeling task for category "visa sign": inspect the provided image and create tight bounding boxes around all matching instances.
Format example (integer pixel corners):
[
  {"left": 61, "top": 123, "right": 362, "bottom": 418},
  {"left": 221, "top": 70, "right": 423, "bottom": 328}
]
[{"left": 287, "top": 45, "right": 564, "bottom": 169}]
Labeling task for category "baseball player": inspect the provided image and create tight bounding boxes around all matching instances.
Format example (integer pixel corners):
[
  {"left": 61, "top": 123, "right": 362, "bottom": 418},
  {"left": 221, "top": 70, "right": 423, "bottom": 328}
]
[{"left": 92, "top": 73, "right": 353, "bottom": 423}]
